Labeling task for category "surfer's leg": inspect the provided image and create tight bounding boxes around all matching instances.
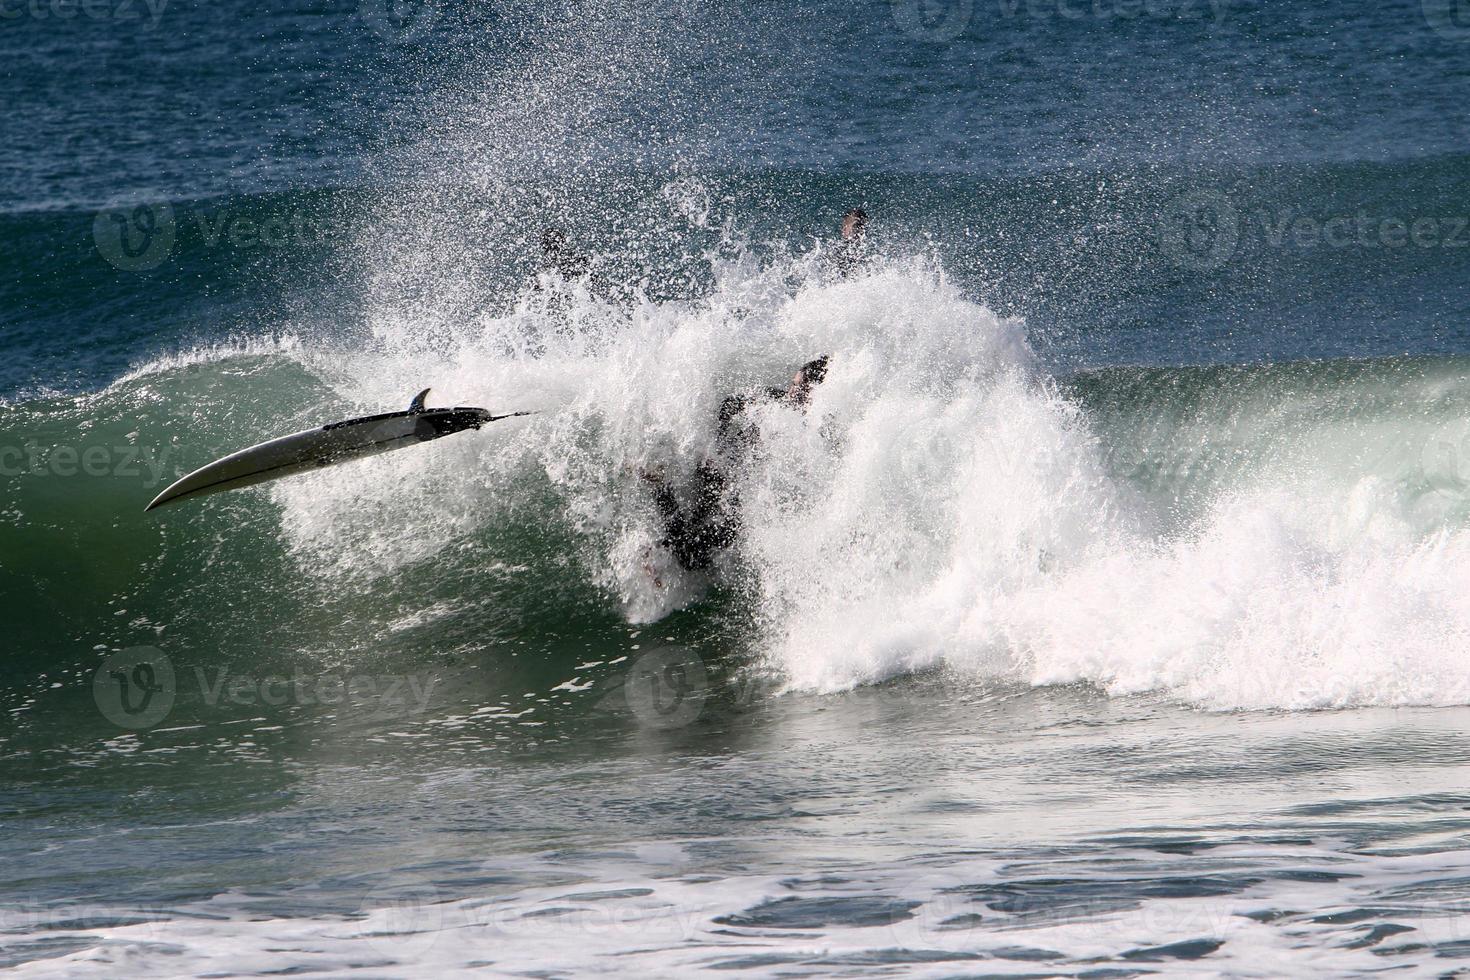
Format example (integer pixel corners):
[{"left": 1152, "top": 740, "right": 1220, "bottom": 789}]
[
  {"left": 639, "top": 468, "right": 704, "bottom": 570},
  {"left": 639, "top": 468, "right": 680, "bottom": 519},
  {"left": 639, "top": 465, "right": 738, "bottom": 572}
]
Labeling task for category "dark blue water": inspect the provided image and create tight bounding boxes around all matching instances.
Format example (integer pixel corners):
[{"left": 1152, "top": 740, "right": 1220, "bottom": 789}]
[{"left": 5, "top": 0, "right": 1470, "bottom": 394}]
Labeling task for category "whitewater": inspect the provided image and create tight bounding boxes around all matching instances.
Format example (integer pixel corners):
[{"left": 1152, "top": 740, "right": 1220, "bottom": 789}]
[{"left": 139, "top": 229, "right": 1463, "bottom": 712}]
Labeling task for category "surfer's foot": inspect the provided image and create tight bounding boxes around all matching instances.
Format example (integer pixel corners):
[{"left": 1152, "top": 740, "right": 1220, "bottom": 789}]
[{"left": 639, "top": 549, "right": 665, "bottom": 590}]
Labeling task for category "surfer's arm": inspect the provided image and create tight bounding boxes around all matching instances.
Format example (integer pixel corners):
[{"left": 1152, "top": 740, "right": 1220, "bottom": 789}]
[{"left": 638, "top": 468, "right": 681, "bottom": 521}]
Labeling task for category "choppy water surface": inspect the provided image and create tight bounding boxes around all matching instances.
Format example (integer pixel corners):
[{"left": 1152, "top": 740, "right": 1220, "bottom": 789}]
[{"left": 10, "top": 677, "right": 1470, "bottom": 975}]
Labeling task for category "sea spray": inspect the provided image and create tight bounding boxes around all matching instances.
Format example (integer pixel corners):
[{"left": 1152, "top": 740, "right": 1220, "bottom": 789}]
[
  {"left": 15, "top": 222, "right": 1470, "bottom": 711},
  {"left": 254, "top": 229, "right": 1470, "bottom": 709}
]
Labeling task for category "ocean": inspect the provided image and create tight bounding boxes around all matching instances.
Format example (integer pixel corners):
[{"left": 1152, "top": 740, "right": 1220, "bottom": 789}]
[{"left": 6, "top": 0, "right": 1470, "bottom": 975}]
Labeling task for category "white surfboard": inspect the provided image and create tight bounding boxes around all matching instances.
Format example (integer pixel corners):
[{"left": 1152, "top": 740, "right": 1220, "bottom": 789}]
[{"left": 145, "top": 388, "right": 530, "bottom": 511}]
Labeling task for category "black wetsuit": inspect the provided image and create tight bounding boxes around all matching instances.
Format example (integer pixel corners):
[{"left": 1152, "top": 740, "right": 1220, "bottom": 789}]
[
  {"left": 648, "top": 389, "right": 784, "bottom": 571},
  {"left": 535, "top": 249, "right": 615, "bottom": 304},
  {"left": 646, "top": 459, "right": 738, "bottom": 571},
  {"left": 546, "top": 251, "right": 591, "bottom": 280}
]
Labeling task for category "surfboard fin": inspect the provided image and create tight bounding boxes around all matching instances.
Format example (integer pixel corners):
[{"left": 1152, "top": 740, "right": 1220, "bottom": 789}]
[{"left": 409, "top": 388, "right": 431, "bottom": 414}]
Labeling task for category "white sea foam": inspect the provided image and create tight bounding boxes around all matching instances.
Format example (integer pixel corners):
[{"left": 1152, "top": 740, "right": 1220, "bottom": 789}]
[
  {"left": 248, "top": 227, "right": 1470, "bottom": 711},
  {"left": 114, "top": 334, "right": 305, "bottom": 386},
  {"left": 13, "top": 837, "right": 1470, "bottom": 978}
]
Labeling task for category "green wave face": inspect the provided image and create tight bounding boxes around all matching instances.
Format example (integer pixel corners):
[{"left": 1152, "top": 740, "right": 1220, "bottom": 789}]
[{"left": 8, "top": 247, "right": 1470, "bottom": 724}]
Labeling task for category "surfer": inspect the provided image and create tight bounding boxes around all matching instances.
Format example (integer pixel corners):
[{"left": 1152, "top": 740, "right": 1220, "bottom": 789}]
[
  {"left": 830, "top": 208, "right": 868, "bottom": 278},
  {"left": 536, "top": 226, "right": 619, "bottom": 305},
  {"left": 539, "top": 227, "right": 592, "bottom": 280},
  {"left": 641, "top": 356, "right": 830, "bottom": 571}
]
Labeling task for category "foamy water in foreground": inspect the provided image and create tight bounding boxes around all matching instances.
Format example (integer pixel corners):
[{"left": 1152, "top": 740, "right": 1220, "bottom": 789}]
[{"left": 9, "top": 683, "right": 1470, "bottom": 977}]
